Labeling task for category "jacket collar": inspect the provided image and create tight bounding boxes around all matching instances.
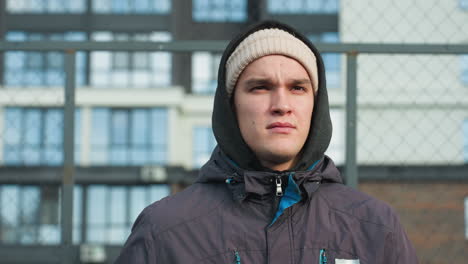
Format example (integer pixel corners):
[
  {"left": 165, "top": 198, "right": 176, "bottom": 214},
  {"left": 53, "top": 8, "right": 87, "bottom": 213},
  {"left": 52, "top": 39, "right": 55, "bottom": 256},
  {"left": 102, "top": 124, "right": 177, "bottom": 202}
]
[{"left": 196, "top": 148, "right": 343, "bottom": 202}]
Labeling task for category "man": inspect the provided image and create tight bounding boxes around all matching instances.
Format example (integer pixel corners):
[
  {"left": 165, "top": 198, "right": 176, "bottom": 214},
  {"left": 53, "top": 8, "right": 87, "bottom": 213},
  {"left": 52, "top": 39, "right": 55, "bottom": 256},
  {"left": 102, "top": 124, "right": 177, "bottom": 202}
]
[{"left": 115, "top": 21, "right": 418, "bottom": 263}]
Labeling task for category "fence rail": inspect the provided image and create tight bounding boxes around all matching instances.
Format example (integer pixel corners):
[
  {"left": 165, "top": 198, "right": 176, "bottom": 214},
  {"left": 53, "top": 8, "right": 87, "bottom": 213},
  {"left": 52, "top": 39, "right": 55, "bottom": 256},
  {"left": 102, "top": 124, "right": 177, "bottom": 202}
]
[{"left": 0, "top": 41, "right": 467, "bottom": 263}]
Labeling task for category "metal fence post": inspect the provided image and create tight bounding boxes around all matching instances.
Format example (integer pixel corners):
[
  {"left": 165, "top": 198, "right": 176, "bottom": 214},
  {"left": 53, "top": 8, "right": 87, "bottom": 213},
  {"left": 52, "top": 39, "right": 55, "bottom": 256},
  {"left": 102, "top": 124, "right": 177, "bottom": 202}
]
[
  {"left": 345, "top": 52, "right": 358, "bottom": 189},
  {"left": 62, "top": 50, "right": 76, "bottom": 263}
]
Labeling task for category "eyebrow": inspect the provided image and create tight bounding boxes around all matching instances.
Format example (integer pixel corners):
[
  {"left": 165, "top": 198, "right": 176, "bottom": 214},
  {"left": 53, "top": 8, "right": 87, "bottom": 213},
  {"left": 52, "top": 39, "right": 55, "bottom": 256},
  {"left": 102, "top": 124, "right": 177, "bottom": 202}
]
[
  {"left": 243, "top": 78, "right": 312, "bottom": 86},
  {"left": 290, "top": 79, "right": 312, "bottom": 85}
]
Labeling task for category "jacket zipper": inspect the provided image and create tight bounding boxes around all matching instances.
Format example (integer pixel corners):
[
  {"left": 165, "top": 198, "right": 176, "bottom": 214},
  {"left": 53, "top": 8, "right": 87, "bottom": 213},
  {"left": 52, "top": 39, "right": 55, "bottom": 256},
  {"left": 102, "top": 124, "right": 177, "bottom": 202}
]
[
  {"left": 275, "top": 175, "right": 283, "bottom": 196},
  {"left": 319, "top": 249, "right": 327, "bottom": 264}
]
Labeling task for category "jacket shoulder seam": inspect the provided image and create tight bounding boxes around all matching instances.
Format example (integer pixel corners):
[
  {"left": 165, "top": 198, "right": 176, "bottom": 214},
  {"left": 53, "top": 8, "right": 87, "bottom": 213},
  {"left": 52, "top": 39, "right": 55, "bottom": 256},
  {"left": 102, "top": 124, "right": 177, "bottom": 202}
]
[
  {"left": 146, "top": 194, "right": 228, "bottom": 238},
  {"left": 318, "top": 191, "right": 395, "bottom": 231}
]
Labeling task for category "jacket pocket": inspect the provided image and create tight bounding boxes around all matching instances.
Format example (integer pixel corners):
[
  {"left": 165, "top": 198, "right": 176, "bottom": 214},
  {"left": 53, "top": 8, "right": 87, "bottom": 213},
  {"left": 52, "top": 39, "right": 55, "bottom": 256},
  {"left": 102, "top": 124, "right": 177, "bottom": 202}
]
[{"left": 319, "top": 248, "right": 361, "bottom": 264}]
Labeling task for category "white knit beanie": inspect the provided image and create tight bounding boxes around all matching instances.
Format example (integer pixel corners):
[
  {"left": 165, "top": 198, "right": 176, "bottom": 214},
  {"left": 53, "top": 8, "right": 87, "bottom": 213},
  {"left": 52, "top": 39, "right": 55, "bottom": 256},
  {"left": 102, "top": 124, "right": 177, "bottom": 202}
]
[{"left": 225, "top": 28, "right": 318, "bottom": 97}]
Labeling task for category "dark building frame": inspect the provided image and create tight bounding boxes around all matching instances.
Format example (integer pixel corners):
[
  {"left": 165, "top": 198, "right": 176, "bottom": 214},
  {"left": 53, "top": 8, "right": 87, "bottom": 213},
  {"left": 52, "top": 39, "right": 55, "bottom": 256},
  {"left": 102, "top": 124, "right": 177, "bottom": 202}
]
[{"left": 0, "top": 0, "right": 338, "bottom": 93}]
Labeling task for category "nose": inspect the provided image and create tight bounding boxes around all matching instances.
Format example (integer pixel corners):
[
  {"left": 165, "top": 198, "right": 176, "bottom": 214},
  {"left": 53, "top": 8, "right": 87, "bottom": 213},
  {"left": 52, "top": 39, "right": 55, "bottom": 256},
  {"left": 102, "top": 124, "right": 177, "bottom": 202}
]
[{"left": 270, "top": 88, "right": 291, "bottom": 115}]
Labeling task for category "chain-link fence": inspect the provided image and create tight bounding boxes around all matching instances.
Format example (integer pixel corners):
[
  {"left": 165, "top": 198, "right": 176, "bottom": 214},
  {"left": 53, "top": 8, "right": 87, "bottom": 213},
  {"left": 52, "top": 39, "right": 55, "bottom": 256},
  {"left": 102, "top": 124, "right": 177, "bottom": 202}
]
[
  {"left": 340, "top": 2, "right": 468, "bottom": 262},
  {"left": 0, "top": 0, "right": 468, "bottom": 263}
]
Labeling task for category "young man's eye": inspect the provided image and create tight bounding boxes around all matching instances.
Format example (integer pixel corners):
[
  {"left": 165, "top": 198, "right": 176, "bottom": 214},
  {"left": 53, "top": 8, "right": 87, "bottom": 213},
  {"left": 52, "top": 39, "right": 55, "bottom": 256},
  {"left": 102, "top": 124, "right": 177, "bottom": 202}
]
[
  {"left": 250, "top": 86, "right": 268, "bottom": 91},
  {"left": 292, "top": 86, "right": 306, "bottom": 91}
]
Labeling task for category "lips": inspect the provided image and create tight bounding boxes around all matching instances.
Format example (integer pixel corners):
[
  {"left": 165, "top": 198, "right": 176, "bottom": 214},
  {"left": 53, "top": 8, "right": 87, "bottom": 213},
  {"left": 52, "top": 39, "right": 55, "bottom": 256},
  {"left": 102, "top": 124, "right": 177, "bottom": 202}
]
[
  {"left": 267, "top": 122, "right": 296, "bottom": 134},
  {"left": 267, "top": 122, "right": 296, "bottom": 129}
]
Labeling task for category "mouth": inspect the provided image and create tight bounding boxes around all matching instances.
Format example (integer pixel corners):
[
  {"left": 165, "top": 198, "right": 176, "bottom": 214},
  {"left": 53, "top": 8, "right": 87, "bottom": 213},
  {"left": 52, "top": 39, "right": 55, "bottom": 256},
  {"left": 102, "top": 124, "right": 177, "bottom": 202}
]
[{"left": 266, "top": 122, "right": 296, "bottom": 134}]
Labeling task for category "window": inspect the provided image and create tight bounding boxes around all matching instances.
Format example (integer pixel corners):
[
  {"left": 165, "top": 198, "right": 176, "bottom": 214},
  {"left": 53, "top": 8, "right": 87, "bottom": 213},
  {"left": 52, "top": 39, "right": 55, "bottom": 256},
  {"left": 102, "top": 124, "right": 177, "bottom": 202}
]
[
  {"left": 461, "top": 0, "right": 468, "bottom": 10},
  {"left": 90, "top": 108, "right": 168, "bottom": 165},
  {"left": 90, "top": 32, "right": 171, "bottom": 88},
  {"left": 0, "top": 184, "right": 168, "bottom": 245},
  {"left": 193, "top": 126, "right": 217, "bottom": 168},
  {"left": 3, "top": 108, "right": 81, "bottom": 165},
  {"left": 464, "top": 119, "right": 468, "bottom": 163},
  {"left": 86, "top": 185, "right": 169, "bottom": 244},
  {"left": 192, "top": 52, "right": 222, "bottom": 94},
  {"left": 7, "top": 0, "right": 86, "bottom": 13},
  {"left": 192, "top": 0, "right": 247, "bottom": 22},
  {"left": 268, "top": 0, "right": 339, "bottom": 14},
  {"left": 4, "top": 32, "right": 87, "bottom": 87},
  {"left": 0, "top": 185, "right": 78, "bottom": 245},
  {"left": 309, "top": 32, "right": 341, "bottom": 89},
  {"left": 92, "top": 0, "right": 171, "bottom": 14},
  {"left": 461, "top": 55, "right": 468, "bottom": 85}
]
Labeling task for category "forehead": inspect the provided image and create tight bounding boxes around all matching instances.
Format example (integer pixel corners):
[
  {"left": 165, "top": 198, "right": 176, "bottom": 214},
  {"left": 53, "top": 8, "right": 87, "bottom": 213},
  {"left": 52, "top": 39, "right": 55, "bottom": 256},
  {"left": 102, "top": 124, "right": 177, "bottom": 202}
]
[{"left": 239, "top": 55, "right": 310, "bottom": 80}]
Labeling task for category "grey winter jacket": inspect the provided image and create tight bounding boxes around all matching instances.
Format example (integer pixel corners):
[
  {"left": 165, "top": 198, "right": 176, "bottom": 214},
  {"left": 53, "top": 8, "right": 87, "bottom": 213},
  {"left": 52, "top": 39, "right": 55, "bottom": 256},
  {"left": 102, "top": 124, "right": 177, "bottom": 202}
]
[
  {"left": 115, "top": 20, "right": 418, "bottom": 263},
  {"left": 115, "top": 149, "right": 418, "bottom": 263}
]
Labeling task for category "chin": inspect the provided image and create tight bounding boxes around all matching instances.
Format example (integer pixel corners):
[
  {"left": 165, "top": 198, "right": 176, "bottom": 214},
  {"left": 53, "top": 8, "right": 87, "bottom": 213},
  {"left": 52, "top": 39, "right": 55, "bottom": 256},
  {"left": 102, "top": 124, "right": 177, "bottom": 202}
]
[{"left": 261, "top": 148, "right": 298, "bottom": 164}]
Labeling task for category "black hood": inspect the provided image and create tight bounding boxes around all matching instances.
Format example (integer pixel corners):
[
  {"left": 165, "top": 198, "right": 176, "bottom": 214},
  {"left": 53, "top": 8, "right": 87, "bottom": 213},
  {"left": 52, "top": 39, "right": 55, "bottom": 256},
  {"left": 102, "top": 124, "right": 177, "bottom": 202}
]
[{"left": 212, "top": 20, "right": 332, "bottom": 172}]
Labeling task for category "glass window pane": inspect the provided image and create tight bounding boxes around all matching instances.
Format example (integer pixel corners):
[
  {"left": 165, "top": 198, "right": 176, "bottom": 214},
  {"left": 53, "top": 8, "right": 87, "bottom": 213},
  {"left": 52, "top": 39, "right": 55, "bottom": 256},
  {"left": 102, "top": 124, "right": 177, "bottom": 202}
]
[
  {"left": 268, "top": 0, "right": 339, "bottom": 14},
  {"left": 192, "top": 52, "right": 220, "bottom": 94},
  {"left": 149, "top": 185, "right": 170, "bottom": 203},
  {"left": 87, "top": 226, "right": 106, "bottom": 243},
  {"left": 111, "top": 110, "right": 128, "bottom": 145},
  {"left": 91, "top": 108, "right": 110, "bottom": 147},
  {"left": 47, "top": 52, "right": 64, "bottom": 69},
  {"left": 26, "top": 52, "right": 44, "bottom": 69},
  {"left": 193, "top": 0, "right": 246, "bottom": 22},
  {"left": 110, "top": 187, "right": 126, "bottom": 224},
  {"left": 24, "top": 109, "right": 41, "bottom": 145},
  {"left": 133, "top": 52, "right": 150, "bottom": 69},
  {"left": 108, "top": 227, "right": 128, "bottom": 244},
  {"left": 5, "top": 31, "right": 86, "bottom": 87},
  {"left": 110, "top": 147, "right": 128, "bottom": 165},
  {"left": 7, "top": 0, "right": 86, "bottom": 13},
  {"left": 151, "top": 109, "right": 167, "bottom": 145},
  {"left": 21, "top": 186, "right": 40, "bottom": 225},
  {"left": 129, "top": 187, "right": 147, "bottom": 223},
  {"left": 131, "top": 110, "right": 148, "bottom": 145},
  {"left": 44, "top": 109, "right": 63, "bottom": 145},
  {"left": 4, "top": 108, "right": 22, "bottom": 146},
  {"left": 87, "top": 186, "right": 107, "bottom": 225},
  {"left": 6, "top": 31, "right": 27, "bottom": 41},
  {"left": 38, "top": 224, "right": 60, "bottom": 244},
  {"left": 134, "top": 0, "right": 150, "bottom": 13},
  {"left": 113, "top": 52, "right": 129, "bottom": 69},
  {"left": 193, "top": 126, "right": 216, "bottom": 168},
  {"left": 1, "top": 185, "right": 20, "bottom": 228},
  {"left": 112, "top": 0, "right": 131, "bottom": 13},
  {"left": 73, "top": 186, "right": 82, "bottom": 244}
]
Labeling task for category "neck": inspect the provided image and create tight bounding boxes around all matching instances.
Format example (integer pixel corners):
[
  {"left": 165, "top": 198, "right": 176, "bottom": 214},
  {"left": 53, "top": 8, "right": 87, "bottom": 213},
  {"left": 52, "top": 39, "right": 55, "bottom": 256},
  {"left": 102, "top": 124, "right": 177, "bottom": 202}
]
[{"left": 260, "top": 156, "right": 298, "bottom": 172}]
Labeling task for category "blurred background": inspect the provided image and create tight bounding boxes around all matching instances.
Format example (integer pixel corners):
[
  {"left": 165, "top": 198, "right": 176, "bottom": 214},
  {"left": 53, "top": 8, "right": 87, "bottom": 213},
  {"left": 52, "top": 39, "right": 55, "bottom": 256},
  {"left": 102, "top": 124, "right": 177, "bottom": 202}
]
[{"left": 0, "top": 0, "right": 467, "bottom": 263}]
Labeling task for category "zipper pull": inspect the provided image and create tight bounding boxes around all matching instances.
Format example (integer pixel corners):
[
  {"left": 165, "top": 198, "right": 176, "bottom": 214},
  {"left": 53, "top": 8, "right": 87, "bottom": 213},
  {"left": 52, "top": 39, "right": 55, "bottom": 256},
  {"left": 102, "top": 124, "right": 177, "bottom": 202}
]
[{"left": 276, "top": 176, "right": 283, "bottom": 196}]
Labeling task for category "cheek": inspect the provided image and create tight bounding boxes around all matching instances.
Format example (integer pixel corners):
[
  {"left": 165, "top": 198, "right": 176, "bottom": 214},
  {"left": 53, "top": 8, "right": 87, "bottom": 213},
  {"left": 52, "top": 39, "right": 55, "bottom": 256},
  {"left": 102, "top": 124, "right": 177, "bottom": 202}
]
[
  {"left": 235, "top": 102, "right": 264, "bottom": 138},
  {"left": 299, "top": 100, "right": 314, "bottom": 131},
  {"left": 237, "top": 104, "right": 258, "bottom": 127}
]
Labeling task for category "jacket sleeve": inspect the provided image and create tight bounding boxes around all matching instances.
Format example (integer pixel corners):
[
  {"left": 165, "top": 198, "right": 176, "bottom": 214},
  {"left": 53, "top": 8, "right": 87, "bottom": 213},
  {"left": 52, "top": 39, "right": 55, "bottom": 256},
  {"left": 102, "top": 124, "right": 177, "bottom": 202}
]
[
  {"left": 114, "top": 211, "right": 157, "bottom": 264},
  {"left": 385, "top": 211, "right": 419, "bottom": 264}
]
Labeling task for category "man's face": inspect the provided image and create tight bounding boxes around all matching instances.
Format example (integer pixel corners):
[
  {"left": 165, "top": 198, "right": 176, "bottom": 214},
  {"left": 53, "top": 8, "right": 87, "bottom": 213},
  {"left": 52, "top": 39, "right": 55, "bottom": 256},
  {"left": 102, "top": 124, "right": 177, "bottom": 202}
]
[{"left": 233, "top": 55, "right": 315, "bottom": 171}]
